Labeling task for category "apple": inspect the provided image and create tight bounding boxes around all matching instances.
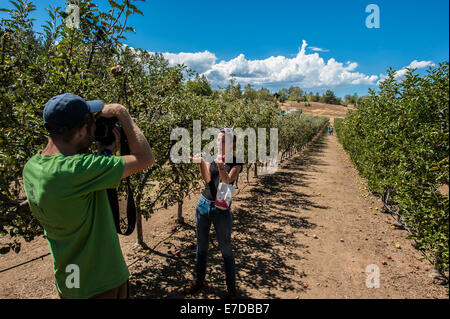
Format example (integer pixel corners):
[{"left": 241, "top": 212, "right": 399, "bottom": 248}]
[{"left": 110, "top": 65, "right": 122, "bottom": 76}]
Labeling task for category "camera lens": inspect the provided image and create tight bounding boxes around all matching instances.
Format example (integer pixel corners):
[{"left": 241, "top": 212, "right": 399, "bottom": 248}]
[{"left": 94, "top": 117, "right": 118, "bottom": 145}]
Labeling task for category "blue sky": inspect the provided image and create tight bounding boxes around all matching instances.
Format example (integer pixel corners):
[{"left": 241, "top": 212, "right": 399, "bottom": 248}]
[{"left": 1, "top": 0, "right": 449, "bottom": 97}]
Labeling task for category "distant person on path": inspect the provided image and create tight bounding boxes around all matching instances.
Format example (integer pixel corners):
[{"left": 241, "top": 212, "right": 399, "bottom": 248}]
[
  {"left": 184, "top": 128, "right": 243, "bottom": 299},
  {"left": 22, "top": 94, "right": 155, "bottom": 299},
  {"left": 328, "top": 125, "right": 334, "bottom": 136}
]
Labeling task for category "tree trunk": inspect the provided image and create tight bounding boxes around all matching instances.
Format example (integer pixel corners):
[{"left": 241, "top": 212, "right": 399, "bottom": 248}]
[
  {"left": 136, "top": 209, "right": 144, "bottom": 245},
  {"left": 177, "top": 200, "right": 184, "bottom": 223},
  {"left": 254, "top": 162, "right": 258, "bottom": 178}
]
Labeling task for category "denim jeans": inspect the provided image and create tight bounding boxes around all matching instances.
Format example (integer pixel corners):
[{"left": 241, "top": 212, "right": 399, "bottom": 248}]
[{"left": 195, "top": 195, "right": 236, "bottom": 291}]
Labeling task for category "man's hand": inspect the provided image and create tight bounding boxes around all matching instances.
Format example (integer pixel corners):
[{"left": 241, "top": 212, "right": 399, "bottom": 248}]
[
  {"left": 96, "top": 102, "right": 155, "bottom": 179},
  {"left": 97, "top": 103, "right": 126, "bottom": 119}
]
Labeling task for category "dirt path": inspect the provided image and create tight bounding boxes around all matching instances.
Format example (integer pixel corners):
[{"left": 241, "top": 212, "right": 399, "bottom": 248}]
[{"left": 0, "top": 128, "right": 447, "bottom": 299}]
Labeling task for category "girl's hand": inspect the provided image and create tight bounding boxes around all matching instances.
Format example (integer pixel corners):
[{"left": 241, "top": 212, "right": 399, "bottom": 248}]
[
  {"left": 215, "top": 157, "right": 225, "bottom": 169},
  {"left": 190, "top": 154, "right": 203, "bottom": 163}
]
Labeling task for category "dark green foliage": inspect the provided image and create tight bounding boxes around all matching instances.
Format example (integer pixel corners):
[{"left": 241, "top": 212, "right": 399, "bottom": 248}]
[
  {"left": 0, "top": 0, "right": 328, "bottom": 255},
  {"left": 320, "top": 90, "right": 341, "bottom": 105},
  {"left": 335, "top": 63, "right": 449, "bottom": 275}
]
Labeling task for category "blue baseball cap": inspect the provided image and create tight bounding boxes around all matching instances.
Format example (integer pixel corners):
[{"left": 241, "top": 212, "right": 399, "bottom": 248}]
[{"left": 43, "top": 93, "right": 104, "bottom": 130}]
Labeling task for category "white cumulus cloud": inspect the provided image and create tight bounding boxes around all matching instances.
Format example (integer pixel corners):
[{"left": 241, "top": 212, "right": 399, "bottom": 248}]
[
  {"left": 377, "top": 60, "right": 435, "bottom": 84},
  {"left": 309, "top": 46, "right": 330, "bottom": 53},
  {"left": 148, "top": 41, "right": 434, "bottom": 91},
  {"left": 408, "top": 60, "right": 435, "bottom": 69},
  {"left": 162, "top": 50, "right": 217, "bottom": 74},
  {"left": 196, "top": 40, "right": 378, "bottom": 88}
]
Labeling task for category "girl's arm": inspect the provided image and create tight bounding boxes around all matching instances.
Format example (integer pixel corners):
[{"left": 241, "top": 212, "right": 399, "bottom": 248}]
[
  {"left": 200, "top": 159, "right": 211, "bottom": 183},
  {"left": 191, "top": 154, "right": 211, "bottom": 183},
  {"left": 217, "top": 162, "right": 242, "bottom": 184}
]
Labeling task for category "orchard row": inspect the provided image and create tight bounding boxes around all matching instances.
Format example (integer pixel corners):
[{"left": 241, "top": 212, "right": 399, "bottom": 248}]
[
  {"left": 0, "top": 0, "right": 328, "bottom": 253},
  {"left": 334, "top": 63, "right": 449, "bottom": 276}
]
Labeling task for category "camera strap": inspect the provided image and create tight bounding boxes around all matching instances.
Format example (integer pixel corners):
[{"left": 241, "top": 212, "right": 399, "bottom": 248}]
[
  {"left": 105, "top": 127, "right": 137, "bottom": 236},
  {"left": 107, "top": 178, "right": 136, "bottom": 236}
]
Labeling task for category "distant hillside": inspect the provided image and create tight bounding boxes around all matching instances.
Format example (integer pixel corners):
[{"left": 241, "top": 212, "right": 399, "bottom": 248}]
[{"left": 278, "top": 101, "right": 355, "bottom": 119}]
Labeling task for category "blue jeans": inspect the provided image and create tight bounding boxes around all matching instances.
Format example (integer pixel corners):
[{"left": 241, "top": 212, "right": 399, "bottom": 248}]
[{"left": 195, "top": 195, "right": 236, "bottom": 291}]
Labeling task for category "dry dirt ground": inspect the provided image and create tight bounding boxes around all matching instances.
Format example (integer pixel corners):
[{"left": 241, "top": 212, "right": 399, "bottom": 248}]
[{"left": 0, "top": 127, "right": 447, "bottom": 299}]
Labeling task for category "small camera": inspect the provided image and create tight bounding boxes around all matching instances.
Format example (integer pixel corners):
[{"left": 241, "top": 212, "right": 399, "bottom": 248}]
[{"left": 95, "top": 117, "right": 119, "bottom": 145}]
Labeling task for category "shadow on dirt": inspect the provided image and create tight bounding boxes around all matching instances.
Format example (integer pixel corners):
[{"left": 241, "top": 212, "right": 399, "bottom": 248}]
[{"left": 129, "top": 132, "right": 329, "bottom": 299}]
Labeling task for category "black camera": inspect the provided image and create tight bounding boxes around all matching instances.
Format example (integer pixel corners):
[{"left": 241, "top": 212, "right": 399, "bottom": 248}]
[
  {"left": 95, "top": 116, "right": 130, "bottom": 155},
  {"left": 94, "top": 116, "right": 134, "bottom": 236},
  {"left": 95, "top": 117, "right": 120, "bottom": 146}
]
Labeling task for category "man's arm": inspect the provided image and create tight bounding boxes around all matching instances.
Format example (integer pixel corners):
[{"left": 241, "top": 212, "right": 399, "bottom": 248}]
[{"left": 99, "top": 104, "right": 155, "bottom": 178}]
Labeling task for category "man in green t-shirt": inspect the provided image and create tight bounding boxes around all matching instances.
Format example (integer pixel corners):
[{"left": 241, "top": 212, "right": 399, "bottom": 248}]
[{"left": 22, "top": 93, "right": 155, "bottom": 299}]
